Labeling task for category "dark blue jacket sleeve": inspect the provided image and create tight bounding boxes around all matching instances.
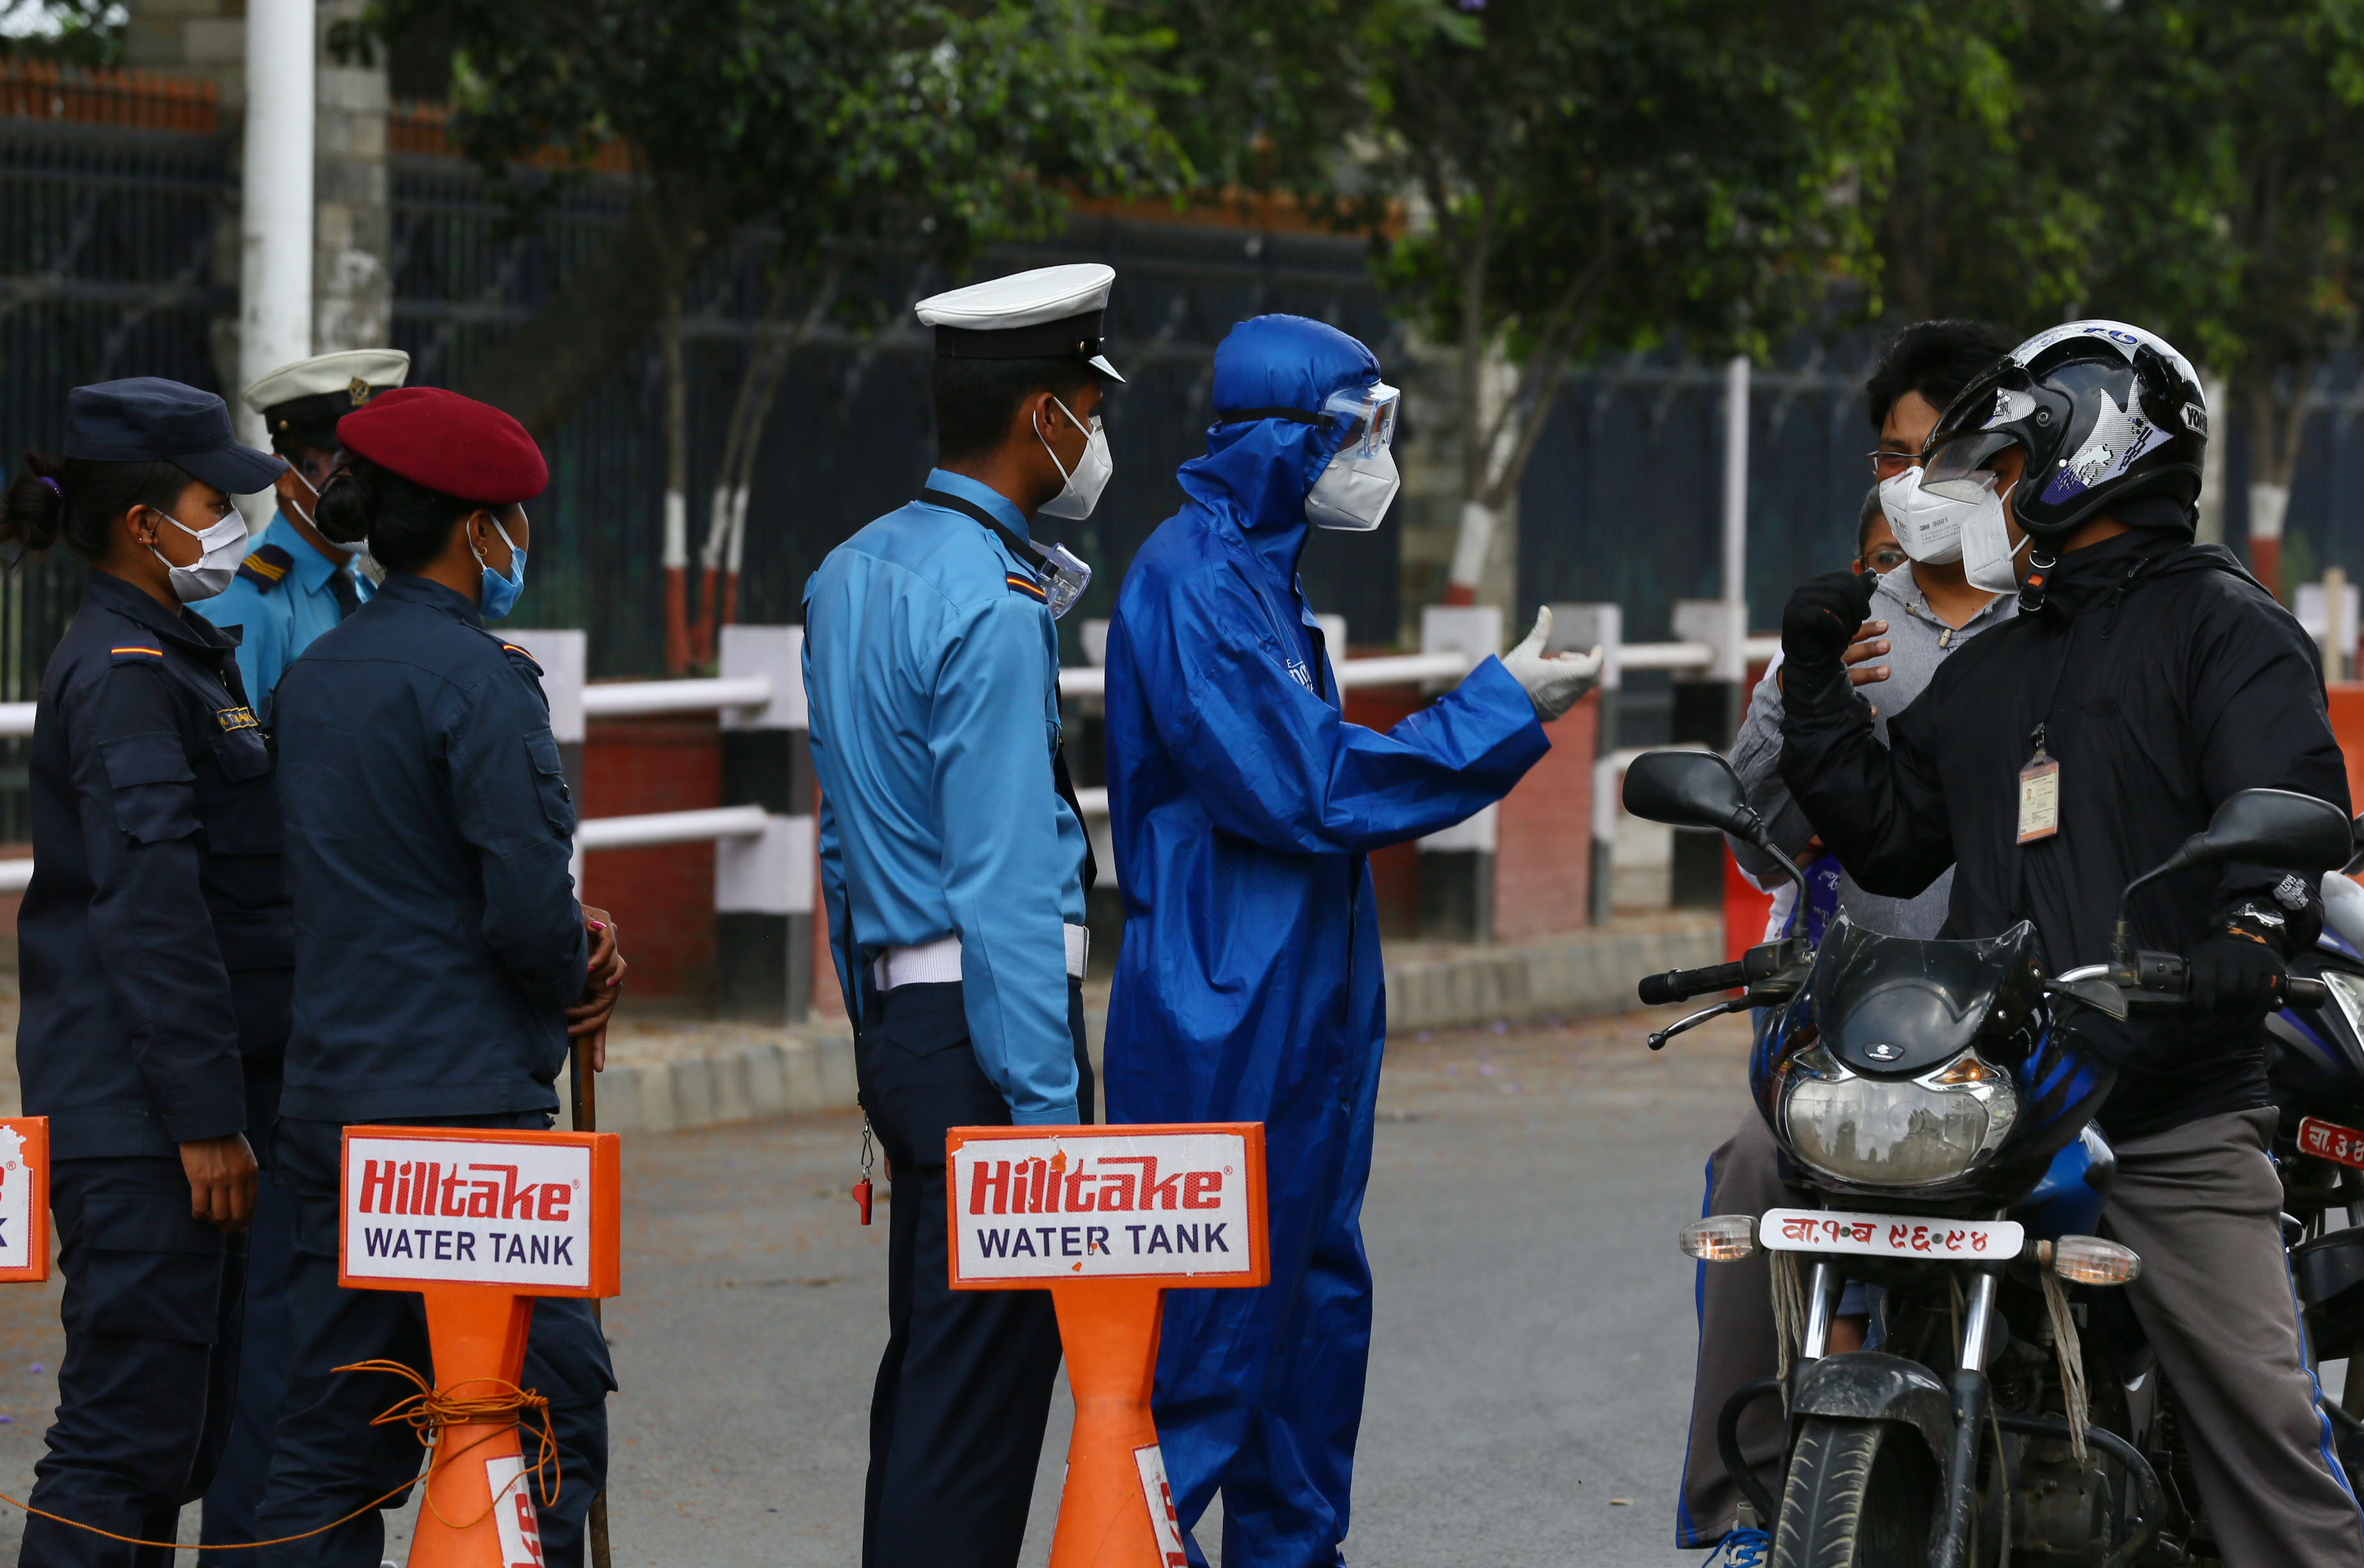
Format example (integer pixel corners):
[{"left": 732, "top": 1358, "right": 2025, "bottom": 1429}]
[
  {"left": 443, "top": 667, "right": 588, "bottom": 1010},
  {"left": 67, "top": 661, "right": 245, "bottom": 1142},
  {"left": 1139, "top": 574, "right": 1548, "bottom": 855}
]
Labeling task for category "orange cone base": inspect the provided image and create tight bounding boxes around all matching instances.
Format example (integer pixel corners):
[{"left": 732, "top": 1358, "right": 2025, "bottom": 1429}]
[
  {"left": 406, "top": 1285, "right": 546, "bottom": 1568},
  {"left": 1046, "top": 1280, "right": 1189, "bottom": 1568}
]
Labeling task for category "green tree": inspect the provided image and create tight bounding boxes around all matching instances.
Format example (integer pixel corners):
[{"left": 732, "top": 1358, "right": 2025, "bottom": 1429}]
[{"left": 1362, "top": 0, "right": 1897, "bottom": 604}]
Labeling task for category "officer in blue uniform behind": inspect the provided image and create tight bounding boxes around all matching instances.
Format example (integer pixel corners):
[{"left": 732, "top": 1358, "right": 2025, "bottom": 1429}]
[
  {"left": 804, "top": 262, "right": 1119, "bottom": 1568},
  {"left": 192, "top": 347, "right": 406, "bottom": 1549},
  {"left": 251, "top": 386, "right": 624, "bottom": 1568},
  {"left": 1, "top": 379, "right": 290, "bottom": 1565},
  {"left": 197, "top": 349, "right": 406, "bottom": 720}
]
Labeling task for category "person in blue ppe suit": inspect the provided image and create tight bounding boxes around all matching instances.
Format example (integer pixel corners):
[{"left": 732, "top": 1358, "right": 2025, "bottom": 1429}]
[
  {"left": 805, "top": 262, "right": 1117, "bottom": 1568},
  {"left": 1, "top": 378, "right": 288, "bottom": 1566},
  {"left": 191, "top": 346, "right": 405, "bottom": 1551},
  {"left": 251, "top": 386, "right": 624, "bottom": 1568},
  {"left": 197, "top": 349, "right": 406, "bottom": 722},
  {"left": 1103, "top": 313, "right": 1604, "bottom": 1566}
]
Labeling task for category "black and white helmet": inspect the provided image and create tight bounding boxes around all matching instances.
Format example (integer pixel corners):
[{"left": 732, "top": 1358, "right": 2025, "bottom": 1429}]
[{"left": 1923, "top": 320, "right": 2209, "bottom": 541}]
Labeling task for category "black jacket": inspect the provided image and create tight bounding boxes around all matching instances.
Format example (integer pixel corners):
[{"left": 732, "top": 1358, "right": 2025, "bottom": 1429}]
[
  {"left": 1780, "top": 529, "right": 2350, "bottom": 1139},
  {"left": 19, "top": 572, "right": 290, "bottom": 1159},
  {"left": 272, "top": 573, "right": 586, "bottom": 1124}
]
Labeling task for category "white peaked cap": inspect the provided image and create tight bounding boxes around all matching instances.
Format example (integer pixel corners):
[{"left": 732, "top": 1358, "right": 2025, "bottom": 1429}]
[
  {"left": 241, "top": 348, "right": 413, "bottom": 415},
  {"left": 914, "top": 263, "right": 1123, "bottom": 382}
]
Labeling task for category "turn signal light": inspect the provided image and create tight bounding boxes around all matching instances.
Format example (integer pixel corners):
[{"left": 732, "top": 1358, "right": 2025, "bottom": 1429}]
[
  {"left": 1681, "top": 1214, "right": 1759, "bottom": 1262},
  {"left": 2042, "top": 1234, "right": 2141, "bottom": 1285}
]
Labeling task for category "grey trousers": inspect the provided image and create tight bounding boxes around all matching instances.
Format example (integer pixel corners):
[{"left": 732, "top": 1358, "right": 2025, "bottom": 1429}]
[{"left": 1677, "top": 1107, "right": 2364, "bottom": 1567}]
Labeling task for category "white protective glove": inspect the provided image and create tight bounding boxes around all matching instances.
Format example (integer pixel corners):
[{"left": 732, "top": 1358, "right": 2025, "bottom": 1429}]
[{"left": 1499, "top": 606, "right": 1603, "bottom": 721}]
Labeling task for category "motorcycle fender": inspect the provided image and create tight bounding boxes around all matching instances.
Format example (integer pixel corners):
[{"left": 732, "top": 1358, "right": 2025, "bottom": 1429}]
[{"left": 1790, "top": 1351, "right": 1955, "bottom": 1468}]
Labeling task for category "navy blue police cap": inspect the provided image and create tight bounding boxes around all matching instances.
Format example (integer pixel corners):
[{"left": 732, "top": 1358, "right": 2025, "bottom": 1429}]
[{"left": 65, "top": 377, "right": 286, "bottom": 495}]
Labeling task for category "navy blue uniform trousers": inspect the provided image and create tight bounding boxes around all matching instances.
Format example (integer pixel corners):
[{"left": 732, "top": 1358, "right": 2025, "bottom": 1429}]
[
  {"left": 859, "top": 977, "right": 1091, "bottom": 1568},
  {"left": 249, "top": 1115, "right": 613, "bottom": 1568},
  {"left": 24, "top": 1157, "right": 246, "bottom": 1568}
]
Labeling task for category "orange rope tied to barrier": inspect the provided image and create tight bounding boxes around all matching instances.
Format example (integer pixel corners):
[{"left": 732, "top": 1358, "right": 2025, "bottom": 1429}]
[
  {"left": 0, "top": 1360, "right": 560, "bottom": 1550},
  {"left": 343, "top": 1358, "right": 563, "bottom": 1525}
]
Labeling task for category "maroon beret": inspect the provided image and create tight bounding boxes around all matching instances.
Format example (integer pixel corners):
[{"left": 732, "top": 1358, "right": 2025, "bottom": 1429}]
[{"left": 336, "top": 386, "right": 548, "bottom": 506}]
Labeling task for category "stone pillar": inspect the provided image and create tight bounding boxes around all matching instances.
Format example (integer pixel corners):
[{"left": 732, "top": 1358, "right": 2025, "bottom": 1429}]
[{"left": 313, "top": 0, "right": 391, "bottom": 352}]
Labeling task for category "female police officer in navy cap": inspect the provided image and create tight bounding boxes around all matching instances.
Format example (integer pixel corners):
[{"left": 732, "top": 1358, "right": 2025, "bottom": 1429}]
[
  {"left": 1, "top": 377, "right": 288, "bottom": 1564},
  {"left": 247, "top": 386, "right": 624, "bottom": 1568}
]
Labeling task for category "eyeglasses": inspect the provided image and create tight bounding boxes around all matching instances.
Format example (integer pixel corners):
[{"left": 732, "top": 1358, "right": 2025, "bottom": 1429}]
[
  {"left": 1867, "top": 450, "right": 1922, "bottom": 479},
  {"left": 1863, "top": 544, "right": 1908, "bottom": 574}
]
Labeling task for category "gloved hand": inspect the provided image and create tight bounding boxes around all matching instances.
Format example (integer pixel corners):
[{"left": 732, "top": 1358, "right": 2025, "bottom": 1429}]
[
  {"left": 1781, "top": 569, "right": 1878, "bottom": 673},
  {"left": 1500, "top": 606, "right": 1603, "bottom": 721},
  {"left": 2186, "top": 921, "right": 2288, "bottom": 1015}
]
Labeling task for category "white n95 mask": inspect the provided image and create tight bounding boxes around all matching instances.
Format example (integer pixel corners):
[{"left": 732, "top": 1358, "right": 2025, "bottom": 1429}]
[
  {"left": 1307, "top": 447, "right": 1401, "bottom": 532},
  {"left": 1944, "top": 471, "right": 2030, "bottom": 593},
  {"left": 1879, "top": 466, "right": 1967, "bottom": 565},
  {"left": 151, "top": 513, "right": 248, "bottom": 603},
  {"left": 1037, "top": 396, "right": 1112, "bottom": 521}
]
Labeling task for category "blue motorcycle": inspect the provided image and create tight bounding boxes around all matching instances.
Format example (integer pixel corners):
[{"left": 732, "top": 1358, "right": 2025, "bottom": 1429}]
[{"left": 1625, "top": 751, "right": 2349, "bottom": 1568}]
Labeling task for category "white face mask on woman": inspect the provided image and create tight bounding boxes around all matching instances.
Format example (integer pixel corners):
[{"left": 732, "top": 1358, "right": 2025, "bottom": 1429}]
[
  {"left": 1036, "top": 395, "right": 1112, "bottom": 521},
  {"left": 150, "top": 512, "right": 248, "bottom": 602},
  {"left": 1878, "top": 466, "right": 1966, "bottom": 565}
]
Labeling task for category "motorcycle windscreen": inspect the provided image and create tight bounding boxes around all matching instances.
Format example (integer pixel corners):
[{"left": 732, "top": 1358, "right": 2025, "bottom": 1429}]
[{"left": 1809, "top": 914, "right": 2042, "bottom": 1075}]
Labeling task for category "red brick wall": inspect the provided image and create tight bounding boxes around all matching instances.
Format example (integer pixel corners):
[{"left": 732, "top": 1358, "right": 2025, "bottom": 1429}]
[
  {"left": 579, "top": 717, "right": 720, "bottom": 1002},
  {"left": 1342, "top": 685, "right": 1427, "bottom": 937},
  {"left": 1492, "top": 691, "right": 1597, "bottom": 941}
]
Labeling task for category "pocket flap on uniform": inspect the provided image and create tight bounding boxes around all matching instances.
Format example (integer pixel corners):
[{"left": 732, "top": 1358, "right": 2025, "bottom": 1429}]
[
  {"left": 100, "top": 731, "right": 194, "bottom": 789},
  {"left": 524, "top": 732, "right": 574, "bottom": 836},
  {"left": 81, "top": 1193, "right": 226, "bottom": 1256}
]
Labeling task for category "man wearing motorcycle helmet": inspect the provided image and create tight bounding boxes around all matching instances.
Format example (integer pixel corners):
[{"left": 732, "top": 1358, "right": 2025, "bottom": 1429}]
[{"left": 1778, "top": 320, "right": 2362, "bottom": 1565}]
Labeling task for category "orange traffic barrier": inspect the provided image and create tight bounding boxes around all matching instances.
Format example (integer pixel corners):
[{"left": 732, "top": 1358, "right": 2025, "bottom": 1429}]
[
  {"left": 340, "top": 1125, "right": 620, "bottom": 1568},
  {"left": 0, "top": 1118, "right": 48, "bottom": 1284},
  {"left": 947, "top": 1122, "right": 1269, "bottom": 1568}
]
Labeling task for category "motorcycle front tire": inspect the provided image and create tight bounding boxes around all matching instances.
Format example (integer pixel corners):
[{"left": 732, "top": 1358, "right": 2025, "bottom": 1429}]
[{"left": 1770, "top": 1415, "right": 1941, "bottom": 1568}]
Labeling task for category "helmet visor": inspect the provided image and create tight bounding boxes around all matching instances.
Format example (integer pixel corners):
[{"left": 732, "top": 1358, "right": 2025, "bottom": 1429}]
[
  {"left": 1923, "top": 429, "right": 2022, "bottom": 500},
  {"left": 1322, "top": 380, "right": 1400, "bottom": 461}
]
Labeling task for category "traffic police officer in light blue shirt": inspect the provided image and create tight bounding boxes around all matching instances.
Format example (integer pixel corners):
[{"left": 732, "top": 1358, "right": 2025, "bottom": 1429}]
[
  {"left": 196, "top": 349, "right": 406, "bottom": 723},
  {"left": 192, "top": 346, "right": 406, "bottom": 1548},
  {"left": 803, "top": 262, "right": 1117, "bottom": 1568}
]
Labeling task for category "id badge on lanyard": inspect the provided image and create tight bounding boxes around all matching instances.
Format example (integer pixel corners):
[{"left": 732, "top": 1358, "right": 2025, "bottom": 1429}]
[{"left": 2018, "top": 723, "right": 2061, "bottom": 845}]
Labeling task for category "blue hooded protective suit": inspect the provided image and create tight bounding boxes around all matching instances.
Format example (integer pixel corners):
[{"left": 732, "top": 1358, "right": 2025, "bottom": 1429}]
[{"left": 1103, "top": 315, "right": 1550, "bottom": 1565}]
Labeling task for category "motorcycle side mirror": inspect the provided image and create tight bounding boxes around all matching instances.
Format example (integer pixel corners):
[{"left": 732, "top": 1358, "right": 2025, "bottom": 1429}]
[
  {"left": 1621, "top": 750, "right": 1804, "bottom": 890},
  {"left": 2113, "top": 788, "right": 2355, "bottom": 965}
]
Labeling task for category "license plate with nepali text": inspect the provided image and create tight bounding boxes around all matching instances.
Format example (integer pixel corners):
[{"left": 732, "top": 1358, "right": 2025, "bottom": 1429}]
[
  {"left": 1760, "top": 1207, "right": 2024, "bottom": 1261},
  {"left": 2299, "top": 1116, "right": 2364, "bottom": 1171}
]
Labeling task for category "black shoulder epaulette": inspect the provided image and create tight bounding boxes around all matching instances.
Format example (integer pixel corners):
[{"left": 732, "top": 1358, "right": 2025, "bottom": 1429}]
[
  {"left": 107, "top": 643, "right": 166, "bottom": 666},
  {"left": 1004, "top": 570, "right": 1048, "bottom": 604},
  {"left": 498, "top": 641, "right": 545, "bottom": 676},
  {"left": 235, "top": 543, "right": 295, "bottom": 593}
]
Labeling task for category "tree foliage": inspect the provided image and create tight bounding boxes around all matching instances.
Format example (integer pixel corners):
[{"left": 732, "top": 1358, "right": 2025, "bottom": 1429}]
[{"left": 376, "top": 0, "right": 1183, "bottom": 433}]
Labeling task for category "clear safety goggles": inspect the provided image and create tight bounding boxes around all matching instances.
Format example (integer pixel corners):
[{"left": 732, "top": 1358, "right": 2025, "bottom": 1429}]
[
  {"left": 1322, "top": 380, "right": 1401, "bottom": 460},
  {"left": 1036, "top": 541, "right": 1092, "bottom": 621}
]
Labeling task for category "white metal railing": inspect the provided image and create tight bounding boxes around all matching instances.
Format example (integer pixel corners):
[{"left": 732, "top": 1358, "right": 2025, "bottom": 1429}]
[
  {"left": 576, "top": 804, "right": 769, "bottom": 852},
  {"left": 0, "top": 703, "right": 33, "bottom": 739},
  {"left": 1060, "top": 638, "right": 1776, "bottom": 700},
  {"left": 581, "top": 675, "right": 773, "bottom": 719}
]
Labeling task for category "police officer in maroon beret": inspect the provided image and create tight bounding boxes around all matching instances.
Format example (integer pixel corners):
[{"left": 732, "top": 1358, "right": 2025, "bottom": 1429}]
[{"left": 247, "top": 388, "right": 627, "bottom": 1567}]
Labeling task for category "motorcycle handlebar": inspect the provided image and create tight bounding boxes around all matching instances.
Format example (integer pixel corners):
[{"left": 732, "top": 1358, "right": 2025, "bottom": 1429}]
[
  {"left": 2120, "top": 950, "right": 2324, "bottom": 1010},
  {"left": 1637, "top": 960, "right": 1748, "bottom": 1007}
]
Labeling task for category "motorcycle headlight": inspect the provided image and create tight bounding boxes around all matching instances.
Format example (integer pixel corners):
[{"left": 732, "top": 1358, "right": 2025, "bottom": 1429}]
[{"left": 1779, "top": 1044, "right": 2019, "bottom": 1188}]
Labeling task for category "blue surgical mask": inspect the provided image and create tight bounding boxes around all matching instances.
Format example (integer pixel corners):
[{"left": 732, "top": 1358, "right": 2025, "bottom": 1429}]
[{"left": 472, "top": 515, "right": 528, "bottom": 620}]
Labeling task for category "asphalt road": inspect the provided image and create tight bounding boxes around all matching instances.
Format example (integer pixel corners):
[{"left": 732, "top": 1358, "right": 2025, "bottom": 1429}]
[{"left": 0, "top": 1007, "right": 1758, "bottom": 1565}]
